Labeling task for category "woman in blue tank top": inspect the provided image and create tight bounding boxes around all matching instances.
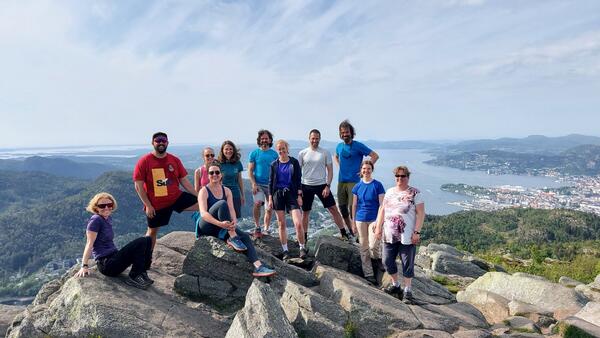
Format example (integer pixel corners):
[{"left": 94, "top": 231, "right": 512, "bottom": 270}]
[{"left": 196, "top": 163, "right": 275, "bottom": 277}]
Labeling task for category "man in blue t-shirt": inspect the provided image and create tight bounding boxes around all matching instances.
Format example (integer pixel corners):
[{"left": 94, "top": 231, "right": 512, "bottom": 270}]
[
  {"left": 248, "top": 129, "right": 278, "bottom": 237},
  {"left": 334, "top": 120, "right": 379, "bottom": 237}
]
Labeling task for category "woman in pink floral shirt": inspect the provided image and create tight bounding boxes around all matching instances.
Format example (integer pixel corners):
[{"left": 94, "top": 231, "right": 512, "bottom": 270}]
[{"left": 374, "top": 165, "right": 425, "bottom": 304}]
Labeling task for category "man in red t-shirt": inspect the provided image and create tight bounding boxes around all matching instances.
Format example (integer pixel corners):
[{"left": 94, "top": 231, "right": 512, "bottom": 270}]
[{"left": 133, "top": 132, "right": 198, "bottom": 249}]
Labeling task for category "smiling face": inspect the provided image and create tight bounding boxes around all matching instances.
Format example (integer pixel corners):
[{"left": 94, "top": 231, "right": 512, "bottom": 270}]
[
  {"left": 223, "top": 144, "right": 234, "bottom": 160},
  {"left": 360, "top": 162, "right": 373, "bottom": 179},
  {"left": 259, "top": 133, "right": 272, "bottom": 150},
  {"left": 340, "top": 127, "right": 353, "bottom": 144},
  {"left": 395, "top": 169, "right": 410, "bottom": 187},
  {"left": 152, "top": 136, "right": 168, "bottom": 154},
  {"left": 276, "top": 142, "right": 289, "bottom": 158},
  {"left": 96, "top": 197, "right": 114, "bottom": 218},
  {"left": 207, "top": 165, "right": 221, "bottom": 183},
  {"left": 203, "top": 148, "right": 215, "bottom": 163}
]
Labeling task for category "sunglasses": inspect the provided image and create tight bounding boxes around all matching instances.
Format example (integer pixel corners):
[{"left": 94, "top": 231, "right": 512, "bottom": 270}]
[
  {"left": 154, "top": 137, "right": 168, "bottom": 144},
  {"left": 395, "top": 174, "right": 409, "bottom": 178},
  {"left": 97, "top": 203, "right": 114, "bottom": 209},
  {"left": 208, "top": 170, "right": 221, "bottom": 176},
  {"left": 205, "top": 154, "right": 215, "bottom": 158}
]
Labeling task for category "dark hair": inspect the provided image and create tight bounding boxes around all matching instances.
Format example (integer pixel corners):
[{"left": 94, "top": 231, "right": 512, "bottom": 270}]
[
  {"left": 359, "top": 160, "right": 374, "bottom": 178},
  {"left": 152, "top": 131, "right": 168, "bottom": 140},
  {"left": 256, "top": 129, "right": 274, "bottom": 147},
  {"left": 207, "top": 161, "right": 221, "bottom": 170},
  {"left": 338, "top": 120, "right": 355, "bottom": 139},
  {"left": 218, "top": 140, "right": 241, "bottom": 163},
  {"left": 309, "top": 129, "right": 321, "bottom": 136}
]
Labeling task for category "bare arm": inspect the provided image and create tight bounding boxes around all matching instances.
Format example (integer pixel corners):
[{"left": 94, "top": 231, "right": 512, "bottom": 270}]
[
  {"left": 368, "top": 151, "right": 379, "bottom": 164},
  {"left": 194, "top": 168, "right": 202, "bottom": 193},
  {"left": 75, "top": 230, "right": 98, "bottom": 277},
  {"left": 412, "top": 203, "right": 425, "bottom": 244},
  {"left": 352, "top": 194, "right": 358, "bottom": 225},
  {"left": 180, "top": 177, "right": 197, "bottom": 197},
  {"left": 248, "top": 162, "right": 258, "bottom": 193},
  {"left": 199, "top": 188, "right": 233, "bottom": 230},
  {"left": 225, "top": 187, "right": 237, "bottom": 224},
  {"left": 134, "top": 180, "right": 155, "bottom": 217},
  {"left": 237, "top": 171, "right": 245, "bottom": 204}
]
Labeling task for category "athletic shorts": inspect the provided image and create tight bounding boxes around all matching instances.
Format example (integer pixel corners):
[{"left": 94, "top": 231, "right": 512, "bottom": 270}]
[
  {"left": 148, "top": 192, "right": 197, "bottom": 228},
  {"left": 252, "top": 184, "right": 272, "bottom": 210},
  {"left": 272, "top": 188, "right": 300, "bottom": 212},
  {"left": 337, "top": 182, "right": 356, "bottom": 207},
  {"left": 301, "top": 184, "right": 336, "bottom": 211}
]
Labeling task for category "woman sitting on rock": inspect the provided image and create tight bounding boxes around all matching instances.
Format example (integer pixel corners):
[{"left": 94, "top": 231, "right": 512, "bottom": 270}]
[
  {"left": 374, "top": 165, "right": 425, "bottom": 303},
  {"left": 352, "top": 160, "right": 385, "bottom": 285},
  {"left": 196, "top": 162, "right": 275, "bottom": 277},
  {"left": 75, "top": 192, "right": 153, "bottom": 289}
]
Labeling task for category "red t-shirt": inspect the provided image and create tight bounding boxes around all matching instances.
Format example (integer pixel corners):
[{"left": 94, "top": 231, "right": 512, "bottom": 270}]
[{"left": 133, "top": 153, "right": 188, "bottom": 210}]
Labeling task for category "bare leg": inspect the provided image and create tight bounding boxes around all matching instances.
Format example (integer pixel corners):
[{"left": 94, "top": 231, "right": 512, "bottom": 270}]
[
  {"left": 275, "top": 210, "right": 287, "bottom": 246},
  {"left": 253, "top": 202, "right": 262, "bottom": 228},
  {"left": 145, "top": 227, "right": 159, "bottom": 249},
  {"left": 302, "top": 209, "right": 311, "bottom": 234},
  {"left": 327, "top": 205, "right": 346, "bottom": 230},
  {"left": 291, "top": 209, "right": 305, "bottom": 245},
  {"left": 264, "top": 208, "right": 273, "bottom": 232},
  {"left": 404, "top": 277, "right": 412, "bottom": 289}
]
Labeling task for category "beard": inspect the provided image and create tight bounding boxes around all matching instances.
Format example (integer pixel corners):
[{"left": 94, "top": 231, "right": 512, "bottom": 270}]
[
  {"left": 260, "top": 141, "right": 271, "bottom": 148},
  {"left": 154, "top": 144, "right": 167, "bottom": 154}
]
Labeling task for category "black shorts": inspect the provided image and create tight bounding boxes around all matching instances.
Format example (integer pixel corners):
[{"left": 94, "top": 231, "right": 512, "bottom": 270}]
[
  {"left": 148, "top": 192, "right": 197, "bottom": 228},
  {"left": 272, "top": 189, "right": 300, "bottom": 212},
  {"left": 301, "top": 184, "right": 336, "bottom": 211}
]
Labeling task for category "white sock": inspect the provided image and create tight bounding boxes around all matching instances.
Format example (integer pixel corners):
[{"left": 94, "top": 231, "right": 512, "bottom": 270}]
[
  {"left": 282, "top": 244, "right": 288, "bottom": 252},
  {"left": 299, "top": 244, "right": 305, "bottom": 250},
  {"left": 404, "top": 286, "right": 411, "bottom": 293},
  {"left": 393, "top": 280, "right": 401, "bottom": 287}
]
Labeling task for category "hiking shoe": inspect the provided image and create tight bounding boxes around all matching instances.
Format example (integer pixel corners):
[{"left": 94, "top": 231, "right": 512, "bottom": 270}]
[
  {"left": 403, "top": 290, "right": 415, "bottom": 304},
  {"left": 383, "top": 284, "right": 403, "bottom": 299},
  {"left": 340, "top": 232, "right": 351, "bottom": 241},
  {"left": 264, "top": 228, "right": 272, "bottom": 235},
  {"left": 141, "top": 271, "right": 154, "bottom": 285},
  {"left": 253, "top": 264, "right": 276, "bottom": 277},
  {"left": 282, "top": 251, "right": 290, "bottom": 261},
  {"left": 125, "top": 274, "right": 151, "bottom": 290},
  {"left": 365, "top": 275, "right": 378, "bottom": 286},
  {"left": 227, "top": 236, "right": 248, "bottom": 252},
  {"left": 253, "top": 227, "right": 263, "bottom": 239},
  {"left": 299, "top": 247, "right": 308, "bottom": 259}
]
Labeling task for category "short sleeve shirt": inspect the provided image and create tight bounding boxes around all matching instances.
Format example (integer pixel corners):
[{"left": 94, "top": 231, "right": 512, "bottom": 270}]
[
  {"left": 249, "top": 148, "right": 278, "bottom": 185},
  {"left": 221, "top": 161, "right": 244, "bottom": 197},
  {"left": 133, "top": 153, "right": 188, "bottom": 210},
  {"left": 351, "top": 179, "right": 385, "bottom": 222},
  {"left": 335, "top": 141, "right": 373, "bottom": 183},
  {"left": 298, "top": 147, "right": 332, "bottom": 186},
  {"left": 382, "top": 186, "right": 424, "bottom": 244},
  {"left": 87, "top": 215, "right": 118, "bottom": 260}
]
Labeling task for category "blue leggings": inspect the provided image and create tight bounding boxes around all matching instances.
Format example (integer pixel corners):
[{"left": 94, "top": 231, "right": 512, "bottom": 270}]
[
  {"left": 383, "top": 242, "right": 416, "bottom": 278},
  {"left": 196, "top": 200, "right": 258, "bottom": 263}
]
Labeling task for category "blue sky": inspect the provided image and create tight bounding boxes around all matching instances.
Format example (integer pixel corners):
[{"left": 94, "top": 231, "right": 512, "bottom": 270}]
[{"left": 1, "top": 0, "right": 599, "bottom": 148}]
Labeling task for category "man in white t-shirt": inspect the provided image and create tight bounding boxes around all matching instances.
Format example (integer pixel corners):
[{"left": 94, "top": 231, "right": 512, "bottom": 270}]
[{"left": 299, "top": 129, "right": 351, "bottom": 243}]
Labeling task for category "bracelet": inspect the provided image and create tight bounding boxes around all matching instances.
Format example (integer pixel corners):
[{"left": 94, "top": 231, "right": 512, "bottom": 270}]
[{"left": 413, "top": 231, "right": 420, "bottom": 235}]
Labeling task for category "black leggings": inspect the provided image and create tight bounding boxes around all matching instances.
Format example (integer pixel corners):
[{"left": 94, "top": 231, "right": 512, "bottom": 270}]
[
  {"left": 97, "top": 236, "right": 152, "bottom": 278},
  {"left": 196, "top": 200, "right": 258, "bottom": 263}
]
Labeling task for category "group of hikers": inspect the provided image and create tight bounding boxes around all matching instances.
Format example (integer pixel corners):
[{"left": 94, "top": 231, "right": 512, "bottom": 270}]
[{"left": 75, "top": 120, "right": 425, "bottom": 302}]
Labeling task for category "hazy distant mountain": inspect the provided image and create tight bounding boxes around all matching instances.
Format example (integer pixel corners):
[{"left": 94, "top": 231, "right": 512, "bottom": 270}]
[
  {"left": 0, "top": 156, "right": 119, "bottom": 179},
  {"left": 445, "top": 134, "right": 600, "bottom": 154}
]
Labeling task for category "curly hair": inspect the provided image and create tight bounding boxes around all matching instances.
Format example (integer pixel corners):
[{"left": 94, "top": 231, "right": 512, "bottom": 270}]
[
  {"left": 256, "top": 129, "right": 274, "bottom": 147},
  {"left": 86, "top": 192, "right": 118, "bottom": 214},
  {"left": 218, "top": 140, "right": 241, "bottom": 163},
  {"left": 338, "top": 119, "right": 355, "bottom": 139}
]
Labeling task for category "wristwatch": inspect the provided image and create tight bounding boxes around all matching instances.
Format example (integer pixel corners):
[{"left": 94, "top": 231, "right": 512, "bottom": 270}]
[{"left": 413, "top": 231, "right": 421, "bottom": 235}]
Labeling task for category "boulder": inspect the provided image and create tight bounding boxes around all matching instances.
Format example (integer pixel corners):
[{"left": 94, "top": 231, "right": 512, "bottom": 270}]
[
  {"left": 558, "top": 276, "right": 584, "bottom": 288},
  {"left": 409, "top": 302, "right": 488, "bottom": 332},
  {"left": 6, "top": 237, "right": 230, "bottom": 338},
  {"left": 225, "top": 280, "right": 298, "bottom": 338},
  {"left": 0, "top": 305, "right": 25, "bottom": 336},
  {"left": 313, "top": 235, "right": 363, "bottom": 276},
  {"left": 573, "top": 301, "right": 600, "bottom": 327},
  {"left": 503, "top": 316, "right": 540, "bottom": 334},
  {"left": 174, "top": 236, "right": 318, "bottom": 312},
  {"left": 390, "top": 329, "right": 453, "bottom": 338},
  {"left": 381, "top": 267, "right": 456, "bottom": 305},
  {"left": 558, "top": 316, "right": 600, "bottom": 338},
  {"left": 271, "top": 279, "right": 346, "bottom": 337},
  {"left": 314, "top": 264, "right": 421, "bottom": 337},
  {"left": 451, "top": 330, "right": 493, "bottom": 338},
  {"left": 575, "top": 283, "right": 600, "bottom": 302},
  {"left": 423, "top": 243, "right": 466, "bottom": 258},
  {"left": 456, "top": 289, "right": 510, "bottom": 323},
  {"left": 431, "top": 252, "right": 487, "bottom": 278},
  {"left": 463, "top": 272, "right": 588, "bottom": 319}
]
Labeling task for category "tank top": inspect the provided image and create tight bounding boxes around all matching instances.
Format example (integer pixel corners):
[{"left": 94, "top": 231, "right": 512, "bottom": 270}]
[{"left": 206, "top": 184, "right": 226, "bottom": 209}]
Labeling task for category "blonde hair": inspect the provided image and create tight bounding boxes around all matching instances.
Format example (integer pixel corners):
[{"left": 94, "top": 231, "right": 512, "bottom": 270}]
[
  {"left": 86, "top": 192, "right": 118, "bottom": 214},
  {"left": 393, "top": 165, "right": 411, "bottom": 176},
  {"left": 275, "top": 139, "right": 289, "bottom": 149}
]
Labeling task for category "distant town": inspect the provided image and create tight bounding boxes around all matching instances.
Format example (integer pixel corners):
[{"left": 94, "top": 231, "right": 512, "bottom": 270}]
[{"left": 442, "top": 175, "right": 600, "bottom": 215}]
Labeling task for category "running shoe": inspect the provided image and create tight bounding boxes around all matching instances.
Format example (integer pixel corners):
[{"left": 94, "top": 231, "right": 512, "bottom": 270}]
[
  {"left": 383, "top": 284, "right": 403, "bottom": 300},
  {"left": 282, "top": 250, "right": 290, "bottom": 261},
  {"left": 141, "top": 271, "right": 154, "bottom": 285},
  {"left": 253, "top": 264, "right": 276, "bottom": 277},
  {"left": 227, "top": 236, "right": 248, "bottom": 252},
  {"left": 299, "top": 247, "right": 308, "bottom": 259},
  {"left": 125, "top": 274, "right": 151, "bottom": 290},
  {"left": 253, "top": 227, "right": 263, "bottom": 239}
]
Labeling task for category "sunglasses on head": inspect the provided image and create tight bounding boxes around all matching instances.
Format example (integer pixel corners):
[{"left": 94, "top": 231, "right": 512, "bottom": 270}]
[
  {"left": 208, "top": 170, "right": 221, "bottom": 176},
  {"left": 97, "top": 203, "right": 114, "bottom": 209},
  {"left": 154, "top": 137, "right": 168, "bottom": 143}
]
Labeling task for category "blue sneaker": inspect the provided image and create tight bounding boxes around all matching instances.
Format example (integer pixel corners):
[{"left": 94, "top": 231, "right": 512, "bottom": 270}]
[
  {"left": 227, "top": 236, "right": 247, "bottom": 252},
  {"left": 253, "top": 264, "right": 276, "bottom": 277}
]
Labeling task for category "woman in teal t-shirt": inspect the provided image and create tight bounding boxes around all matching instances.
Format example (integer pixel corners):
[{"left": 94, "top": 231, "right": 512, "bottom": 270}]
[{"left": 217, "top": 140, "right": 245, "bottom": 218}]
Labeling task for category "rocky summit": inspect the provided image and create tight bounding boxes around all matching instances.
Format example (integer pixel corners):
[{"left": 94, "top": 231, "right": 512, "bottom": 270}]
[{"left": 4, "top": 231, "right": 600, "bottom": 337}]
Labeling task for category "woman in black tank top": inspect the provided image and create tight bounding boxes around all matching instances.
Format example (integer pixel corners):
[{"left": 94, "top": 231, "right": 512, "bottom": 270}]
[{"left": 196, "top": 163, "right": 275, "bottom": 277}]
